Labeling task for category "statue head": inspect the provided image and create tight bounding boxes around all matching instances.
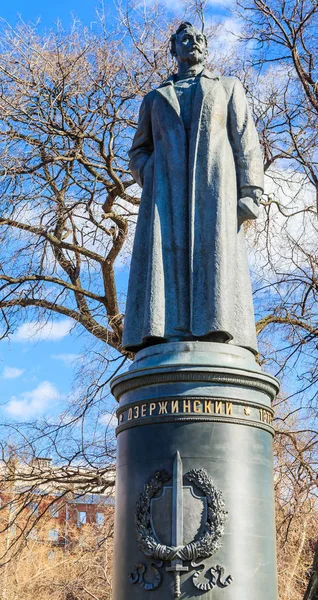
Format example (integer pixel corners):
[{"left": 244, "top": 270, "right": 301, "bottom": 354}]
[{"left": 170, "top": 22, "right": 208, "bottom": 66}]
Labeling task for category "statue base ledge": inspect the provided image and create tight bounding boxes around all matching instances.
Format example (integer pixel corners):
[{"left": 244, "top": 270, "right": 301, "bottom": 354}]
[{"left": 111, "top": 342, "right": 279, "bottom": 402}]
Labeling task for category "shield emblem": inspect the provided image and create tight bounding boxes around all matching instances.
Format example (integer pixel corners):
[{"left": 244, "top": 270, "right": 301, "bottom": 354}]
[
  {"left": 131, "top": 453, "right": 232, "bottom": 597},
  {"left": 150, "top": 482, "right": 207, "bottom": 546}
]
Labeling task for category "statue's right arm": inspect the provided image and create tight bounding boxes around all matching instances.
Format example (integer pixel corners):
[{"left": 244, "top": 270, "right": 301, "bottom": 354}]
[{"left": 128, "top": 94, "right": 154, "bottom": 188}]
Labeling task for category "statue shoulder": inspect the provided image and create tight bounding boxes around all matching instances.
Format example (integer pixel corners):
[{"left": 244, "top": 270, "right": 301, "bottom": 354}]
[
  {"left": 136, "top": 89, "right": 157, "bottom": 119},
  {"left": 141, "top": 89, "right": 157, "bottom": 106},
  {"left": 218, "top": 76, "right": 246, "bottom": 99}
]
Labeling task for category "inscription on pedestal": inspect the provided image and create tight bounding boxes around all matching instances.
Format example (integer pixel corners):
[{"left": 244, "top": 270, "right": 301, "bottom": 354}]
[{"left": 116, "top": 398, "right": 274, "bottom": 435}]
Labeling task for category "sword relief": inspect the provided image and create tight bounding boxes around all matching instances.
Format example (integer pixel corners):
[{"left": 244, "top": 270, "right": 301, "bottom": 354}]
[
  {"left": 166, "top": 452, "right": 189, "bottom": 597},
  {"left": 131, "top": 452, "right": 233, "bottom": 597}
]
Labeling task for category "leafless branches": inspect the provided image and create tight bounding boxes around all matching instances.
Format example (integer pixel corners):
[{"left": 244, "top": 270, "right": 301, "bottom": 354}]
[{"left": 0, "top": 4, "right": 315, "bottom": 597}]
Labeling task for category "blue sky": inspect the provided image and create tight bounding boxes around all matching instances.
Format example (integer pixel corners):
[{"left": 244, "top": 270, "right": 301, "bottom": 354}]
[
  {"left": 0, "top": 0, "right": 233, "bottom": 29},
  {"left": 0, "top": 0, "right": 128, "bottom": 427},
  {"left": 0, "top": 0, "right": 234, "bottom": 428},
  {"left": 0, "top": 0, "right": 313, "bottom": 437},
  {"left": 1, "top": 0, "right": 109, "bottom": 29},
  {"left": 0, "top": 320, "right": 82, "bottom": 420}
]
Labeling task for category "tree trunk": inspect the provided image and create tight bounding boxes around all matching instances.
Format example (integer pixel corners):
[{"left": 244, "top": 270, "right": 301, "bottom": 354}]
[{"left": 303, "top": 544, "right": 318, "bottom": 600}]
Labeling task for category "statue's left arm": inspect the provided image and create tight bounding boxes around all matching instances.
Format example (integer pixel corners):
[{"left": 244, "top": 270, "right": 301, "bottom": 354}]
[
  {"left": 128, "top": 93, "right": 154, "bottom": 188},
  {"left": 228, "top": 78, "right": 264, "bottom": 221}
]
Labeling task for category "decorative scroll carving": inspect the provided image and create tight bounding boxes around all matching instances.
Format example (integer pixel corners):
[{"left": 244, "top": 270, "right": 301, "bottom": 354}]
[
  {"left": 128, "top": 561, "right": 163, "bottom": 590},
  {"left": 192, "top": 563, "right": 233, "bottom": 591}
]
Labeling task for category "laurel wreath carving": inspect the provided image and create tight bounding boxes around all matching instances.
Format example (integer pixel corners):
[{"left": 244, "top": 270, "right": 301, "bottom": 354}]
[{"left": 135, "top": 468, "right": 227, "bottom": 563}]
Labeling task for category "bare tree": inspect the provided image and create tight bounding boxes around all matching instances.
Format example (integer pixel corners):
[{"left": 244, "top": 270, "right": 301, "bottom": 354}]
[
  {"left": 0, "top": 1, "right": 178, "bottom": 561},
  {"left": 0, "top": 3, "right": 316, "bottom": 598},
  {"left": 237, "top": 0, "right": 318, "bottom": 203},
  {"left": 303, "top": 543, "right": 318, "bottom": 600},
  {"left": 235, "top": 2, "right": 318, "bottom": 597},
  {"left": 274, "top": 413, "right": 317, "bottom": 600},
  {"left": 230, "top": 0, "right": 317, "bottom": 419},
  {"left": 0, "top": 491, "right": 114, "bottom": 600}
]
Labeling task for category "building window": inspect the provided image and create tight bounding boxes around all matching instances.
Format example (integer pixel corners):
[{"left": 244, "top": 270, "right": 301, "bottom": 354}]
[
  {"left": 77, "top": 511, "right": 86, "bottom": 527},
  {"left": 29, "top": 502, "right": 39, "bottom": 516},
  {"left": 48, "top": 529, "right": 59, "bottom": 542},
  {"left": 35, "top": 458, "right": 52, "bottom": 470},
  {"left": 96, "top": 512, "right": 104, "bottom": 526},
  {"left": 50, "top": 505, "right": 59, "bottom": 518}
]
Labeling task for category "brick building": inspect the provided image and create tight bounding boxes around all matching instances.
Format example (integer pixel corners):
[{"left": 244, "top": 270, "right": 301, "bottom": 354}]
[{"left": 0, "top": 457, "right": 114, "bottom": 547}]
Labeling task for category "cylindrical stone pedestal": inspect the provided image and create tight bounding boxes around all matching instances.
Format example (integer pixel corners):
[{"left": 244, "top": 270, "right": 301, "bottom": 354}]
[{"left": 111, "top": 342, "right": 279, "bottom": 600}]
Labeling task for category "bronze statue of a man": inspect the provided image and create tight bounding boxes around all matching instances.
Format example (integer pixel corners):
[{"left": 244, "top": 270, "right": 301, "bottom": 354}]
[{"left": 123, "top": 22, "right": 264, "bottom": 354}]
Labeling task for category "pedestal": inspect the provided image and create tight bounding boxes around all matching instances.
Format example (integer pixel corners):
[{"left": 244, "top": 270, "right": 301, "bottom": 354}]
[{"left": 111, "top": 342, "right": 279, "bottom": 599}]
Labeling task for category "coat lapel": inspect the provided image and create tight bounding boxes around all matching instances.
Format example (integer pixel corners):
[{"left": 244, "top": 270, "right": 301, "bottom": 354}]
[
  {"left": 191, "top": 69, "right": 219, "bottom": 130},
  {"left": 156, "top": 69, "right": 219, "bottom": 121},
  {"left": 156, "top": 79, "right": 181, "bottom": 119}
]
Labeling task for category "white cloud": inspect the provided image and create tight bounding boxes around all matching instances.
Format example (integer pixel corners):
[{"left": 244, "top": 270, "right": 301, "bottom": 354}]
[
  {"left": 5, "top": 381, "right": 61, "bottom": 420},
  {"left": 12, "top": 319, "right": 73, "bottom": 342},
  {"left": 247, "top": 170, "right": 317, "bottom": 279},
  {"left": 142, "top": 0, "right": 235, "bottom": 14},
  {"left": 207, "top": 0, "right": 235, "bottom": 6},
  {"left": 99, "top": 413, "right": 117, "bottom": 429},
  {"left": 2, "top": 367, "right": 24, "bottom": 379},
  {"left": 51, "top": 353, "right": 81, "bottom": 366},
  {"left": 217, "top": 16, "right": 241, "bottom": 40},
  {"left": 209, "top": 16, "right": 242, "bottom": 56},
  {"left": 142, "top": 0, "right": 184, "bottom": 10}
]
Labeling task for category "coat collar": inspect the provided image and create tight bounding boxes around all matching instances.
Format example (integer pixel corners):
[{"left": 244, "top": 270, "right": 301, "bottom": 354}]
[
  {"left": 156, "top": 69, "right": 219, "bottom": 118},
  {"left": 159, "top": 68, "right": 219, "bottom": 86}
]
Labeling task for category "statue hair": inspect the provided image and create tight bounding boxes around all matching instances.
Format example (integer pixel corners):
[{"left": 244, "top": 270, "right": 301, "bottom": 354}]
[{"left": 170, "top": 22, "right": 208, "bottom": 58}]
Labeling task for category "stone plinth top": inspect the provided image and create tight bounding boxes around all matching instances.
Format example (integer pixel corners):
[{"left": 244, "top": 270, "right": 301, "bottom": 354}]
[
  {"left": 111, "top": 342, "right": 280, "bottom": 404},
  {"left": 131, "top": 341, "right": 261, "bottom": 372}
]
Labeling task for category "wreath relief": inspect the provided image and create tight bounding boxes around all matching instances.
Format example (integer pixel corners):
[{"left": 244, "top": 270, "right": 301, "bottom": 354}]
[{"left": 129, "top": 457, "right": 233, "bottom": 596}]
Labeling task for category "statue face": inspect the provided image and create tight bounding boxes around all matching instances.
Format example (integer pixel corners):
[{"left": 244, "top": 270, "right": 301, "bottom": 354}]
[{"left": 175, "top": 26, "right": 206, "bottom": 65}]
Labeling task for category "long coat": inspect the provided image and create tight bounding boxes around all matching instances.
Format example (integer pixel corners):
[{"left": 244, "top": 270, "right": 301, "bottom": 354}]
[{"left": 122, "top": 70, "right": 264, "bottom": 354}]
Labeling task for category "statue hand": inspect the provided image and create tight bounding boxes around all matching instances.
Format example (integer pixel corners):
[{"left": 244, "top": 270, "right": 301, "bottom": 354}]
[
  {"left": 238, "top": 197, "right": 259, "bottom": 221},
  {"left": 238, "top": 187, "right": 262, "bottom": 226},
  {"left": 240, "top": 186, "right": 263, "bottom": 206}
]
